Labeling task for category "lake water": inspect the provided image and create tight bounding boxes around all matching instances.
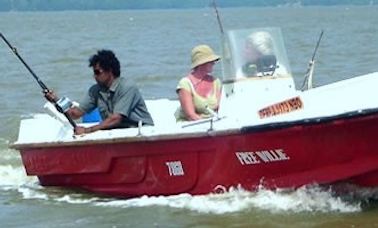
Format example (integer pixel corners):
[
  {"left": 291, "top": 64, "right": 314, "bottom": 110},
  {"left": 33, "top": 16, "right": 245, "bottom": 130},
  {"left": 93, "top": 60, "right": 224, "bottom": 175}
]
[{"left": 1, "top": 6, "right": 378, "bottom": 227}]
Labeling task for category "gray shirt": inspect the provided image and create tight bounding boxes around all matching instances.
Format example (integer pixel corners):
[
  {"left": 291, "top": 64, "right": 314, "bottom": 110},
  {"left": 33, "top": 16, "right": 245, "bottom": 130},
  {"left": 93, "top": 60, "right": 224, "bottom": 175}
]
[{"left": 79, "top": 77, "right": 154, "bottom": 128}]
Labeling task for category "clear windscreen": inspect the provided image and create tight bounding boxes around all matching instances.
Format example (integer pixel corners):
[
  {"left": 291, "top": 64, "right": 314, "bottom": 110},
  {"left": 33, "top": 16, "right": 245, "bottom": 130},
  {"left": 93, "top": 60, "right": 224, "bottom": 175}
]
[{"left": 222, "top": 27, "right": 292, "bottom": 81}]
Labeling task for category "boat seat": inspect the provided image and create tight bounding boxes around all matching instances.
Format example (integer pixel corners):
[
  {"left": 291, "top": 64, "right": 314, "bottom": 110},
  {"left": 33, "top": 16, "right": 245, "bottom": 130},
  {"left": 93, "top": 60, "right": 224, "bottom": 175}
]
[
  {"left": 145, "top": 99, "right": 179, "bottom": 129},
  {"left": 82, "top": 108, "right": 102, "bottom": 123}
]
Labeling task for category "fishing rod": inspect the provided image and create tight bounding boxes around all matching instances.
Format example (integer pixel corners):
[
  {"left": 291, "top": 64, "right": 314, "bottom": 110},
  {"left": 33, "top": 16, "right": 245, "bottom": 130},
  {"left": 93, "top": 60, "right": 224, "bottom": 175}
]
[
  {"left": 301, "top": 30, "right": 324, "bottom": 91},
  {"left": 212, "top": 0, "right": 224, "bottom": 35},
  {"left": 211, "top": 0, "right": 234, "bottom": 86},
  {"left": 0, "top": 32, "right": 77, "bottom": 128}
]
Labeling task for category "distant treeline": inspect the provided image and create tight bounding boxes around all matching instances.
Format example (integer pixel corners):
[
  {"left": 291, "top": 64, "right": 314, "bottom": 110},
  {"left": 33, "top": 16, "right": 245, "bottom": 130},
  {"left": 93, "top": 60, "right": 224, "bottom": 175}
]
[{"left": 0, "top": 0, "right": 376, "bottom": 11}]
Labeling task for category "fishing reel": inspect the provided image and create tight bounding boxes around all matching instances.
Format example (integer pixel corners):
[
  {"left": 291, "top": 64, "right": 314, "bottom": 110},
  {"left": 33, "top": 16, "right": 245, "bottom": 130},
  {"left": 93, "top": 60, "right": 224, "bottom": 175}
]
[{"left": 56, "top": 96, "right": 73, "bottom": 113}]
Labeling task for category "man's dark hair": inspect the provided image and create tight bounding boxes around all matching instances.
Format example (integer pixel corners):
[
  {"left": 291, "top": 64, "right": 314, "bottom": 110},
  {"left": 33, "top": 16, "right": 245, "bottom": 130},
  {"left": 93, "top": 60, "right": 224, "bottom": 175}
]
[{"left": 89, "top": 50, "right": 121, "bottom": 77}]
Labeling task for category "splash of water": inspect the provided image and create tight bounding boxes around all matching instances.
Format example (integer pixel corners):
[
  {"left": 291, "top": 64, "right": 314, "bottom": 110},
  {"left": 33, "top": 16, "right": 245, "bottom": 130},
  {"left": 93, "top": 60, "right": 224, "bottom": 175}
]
[
  {"left": 0, "top": 164, "right": 36, "bottom": 190},
  {"left": 94, "top": 185, "right": 361, "bottom": 214}
]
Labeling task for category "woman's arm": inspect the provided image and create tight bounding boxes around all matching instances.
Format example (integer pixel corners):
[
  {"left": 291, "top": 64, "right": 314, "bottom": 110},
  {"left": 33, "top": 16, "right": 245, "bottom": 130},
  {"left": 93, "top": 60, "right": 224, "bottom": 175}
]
[{"left": 215, "top": 78, "right": 222, "bottom": 111}]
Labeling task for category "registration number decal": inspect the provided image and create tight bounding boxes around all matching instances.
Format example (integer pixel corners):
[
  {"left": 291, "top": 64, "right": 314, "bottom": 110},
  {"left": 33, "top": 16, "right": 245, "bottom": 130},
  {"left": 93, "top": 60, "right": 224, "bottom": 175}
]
[
  {"left": 258, "top": 96, "right": 303, "bottom": 119},
  {"left": 166, "top": 161, "right": 185, "bottom": 176}
]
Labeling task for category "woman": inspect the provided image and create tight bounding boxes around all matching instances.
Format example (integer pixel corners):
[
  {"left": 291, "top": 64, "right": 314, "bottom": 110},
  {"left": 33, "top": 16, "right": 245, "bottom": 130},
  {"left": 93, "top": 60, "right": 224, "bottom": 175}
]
[
  {"left": 242, "top": 31, "right": 275, "bottom": 76},
  {"left": 175, "top": 44, "right": 222, "bottom": 121}
]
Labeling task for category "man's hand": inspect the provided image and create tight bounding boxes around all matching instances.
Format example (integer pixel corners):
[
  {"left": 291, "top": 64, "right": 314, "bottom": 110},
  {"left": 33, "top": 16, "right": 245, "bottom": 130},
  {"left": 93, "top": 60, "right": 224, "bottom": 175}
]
[
  {"left": 43, "top": 89, "right": 58, "bottom": 102},
  {"left": 74, "top": 126, "right": 88, "bottom": 135}
]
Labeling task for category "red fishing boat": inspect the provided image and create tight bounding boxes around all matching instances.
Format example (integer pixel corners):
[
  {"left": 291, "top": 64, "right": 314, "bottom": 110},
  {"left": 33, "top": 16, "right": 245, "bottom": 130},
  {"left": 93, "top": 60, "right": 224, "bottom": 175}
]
[{"left": 10, "top": 27, "right": 378, "bottom": 198}]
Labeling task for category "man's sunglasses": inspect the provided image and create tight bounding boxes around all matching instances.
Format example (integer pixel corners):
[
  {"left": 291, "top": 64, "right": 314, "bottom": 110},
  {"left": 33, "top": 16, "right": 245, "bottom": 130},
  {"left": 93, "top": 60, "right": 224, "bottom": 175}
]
[{"left": 93, "top": 69, "right": 103, "bottom": 75}]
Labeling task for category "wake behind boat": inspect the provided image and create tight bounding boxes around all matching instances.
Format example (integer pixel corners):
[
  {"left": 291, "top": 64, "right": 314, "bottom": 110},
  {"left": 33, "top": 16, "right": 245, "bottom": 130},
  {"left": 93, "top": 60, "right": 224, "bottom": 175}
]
[{"left": 9, "top": 27, "right": 378, "bottom": 198}]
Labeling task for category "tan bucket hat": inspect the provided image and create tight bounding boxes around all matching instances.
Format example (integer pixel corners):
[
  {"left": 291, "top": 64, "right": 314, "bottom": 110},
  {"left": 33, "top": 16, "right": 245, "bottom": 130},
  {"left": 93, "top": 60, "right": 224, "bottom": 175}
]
[{"left": 191, "top": 45, "right": 220, "bottom": 69}]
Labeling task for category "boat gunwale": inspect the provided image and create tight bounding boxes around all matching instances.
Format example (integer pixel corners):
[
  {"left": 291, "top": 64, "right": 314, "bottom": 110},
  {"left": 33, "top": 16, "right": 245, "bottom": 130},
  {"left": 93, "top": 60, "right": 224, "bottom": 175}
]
[
  {"left": 10, "top": 128, "right": 241, "bottom": 150},
  {"left": 10, "top": 107, "right": 378, "bottom": 150}
]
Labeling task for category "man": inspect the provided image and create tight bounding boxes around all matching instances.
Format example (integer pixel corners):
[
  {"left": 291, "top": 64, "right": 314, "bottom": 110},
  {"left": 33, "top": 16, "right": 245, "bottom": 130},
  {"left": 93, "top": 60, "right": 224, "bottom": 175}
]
[{"left": 45, "top": 49, "right": 154, "bottom": 135}]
